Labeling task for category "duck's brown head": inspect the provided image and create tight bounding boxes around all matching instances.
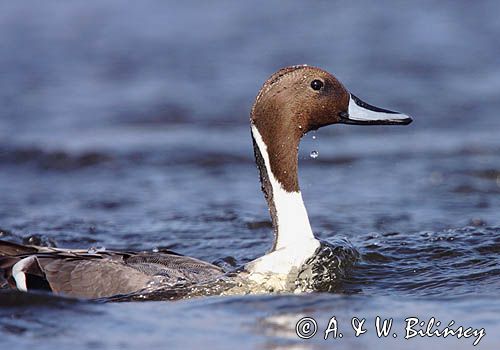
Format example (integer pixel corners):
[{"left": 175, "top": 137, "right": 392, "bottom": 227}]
[{"left": 251, "top": 65, "right": 412, "bottom": 193}]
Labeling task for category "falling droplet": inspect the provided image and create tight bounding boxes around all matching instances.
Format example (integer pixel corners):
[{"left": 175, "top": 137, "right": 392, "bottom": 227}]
[
  {"left": 310, "top": 150, "right": 319, "bottom": 159},
  {"left": 312, "top": 135, "right": 316, "bottom": 140}
]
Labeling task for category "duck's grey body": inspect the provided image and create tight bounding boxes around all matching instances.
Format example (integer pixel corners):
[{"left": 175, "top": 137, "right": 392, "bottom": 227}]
[{"left": 0, "top": 240, "right": 223, "bottom": 298}]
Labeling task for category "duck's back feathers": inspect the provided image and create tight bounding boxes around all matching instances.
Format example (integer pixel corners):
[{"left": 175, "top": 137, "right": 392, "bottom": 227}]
[{"left": 0, "top": 240, "right": 224, "bottom": 299}]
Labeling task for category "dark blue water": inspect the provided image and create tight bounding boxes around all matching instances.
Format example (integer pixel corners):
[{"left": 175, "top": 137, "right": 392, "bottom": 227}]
[{"left": 0, "top": 1, "right": 499, "bottom": 348}]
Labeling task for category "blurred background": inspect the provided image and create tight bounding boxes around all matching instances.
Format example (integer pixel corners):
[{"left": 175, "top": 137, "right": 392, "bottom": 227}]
[{"left": 0, "top": 1, "right": 499, "bottom": 349}]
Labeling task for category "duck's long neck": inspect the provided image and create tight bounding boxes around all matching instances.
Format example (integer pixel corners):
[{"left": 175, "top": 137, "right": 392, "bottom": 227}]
[{"left": 251, "top": 124, "right": 315, "bottom": 251}]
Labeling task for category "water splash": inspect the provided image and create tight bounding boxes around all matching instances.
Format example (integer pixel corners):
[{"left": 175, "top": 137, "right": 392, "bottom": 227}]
[
  {"left": 310, "top": 150, "right": 319, "bottom": 159},
  {"left": 87, "top": 246, "right": 106, "bottom": 254}
]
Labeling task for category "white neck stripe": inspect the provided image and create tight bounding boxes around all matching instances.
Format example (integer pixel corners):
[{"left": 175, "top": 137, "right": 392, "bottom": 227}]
[{"left": 251, "top": 125, "right": 315, "bottom": 250}]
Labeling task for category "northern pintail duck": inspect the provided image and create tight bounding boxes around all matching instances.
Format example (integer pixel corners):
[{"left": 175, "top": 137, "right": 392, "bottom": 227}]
[{"left": 0, "top": 65, "right": 412, "bottom": 299}]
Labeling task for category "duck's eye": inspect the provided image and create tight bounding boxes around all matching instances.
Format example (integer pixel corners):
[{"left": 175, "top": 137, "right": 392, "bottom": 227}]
[{"left": 310, "top": 79, "right": 324, "bottom": 91}]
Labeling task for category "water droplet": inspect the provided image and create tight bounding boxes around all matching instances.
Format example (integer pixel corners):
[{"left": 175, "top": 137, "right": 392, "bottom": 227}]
[
  {"left": 312, "top": 135, "right": 316, "bottom": 140},
  {"left": 310, "top": 150, "right": 319, "bottom": 159},
  {"left": 152, "top": 247, "right": 159, "bottom": 253}
]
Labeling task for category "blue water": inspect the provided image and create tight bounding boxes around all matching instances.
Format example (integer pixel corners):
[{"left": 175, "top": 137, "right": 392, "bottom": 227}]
[{"left": 0, "top": 1, "right": 499, "bottom": 348}]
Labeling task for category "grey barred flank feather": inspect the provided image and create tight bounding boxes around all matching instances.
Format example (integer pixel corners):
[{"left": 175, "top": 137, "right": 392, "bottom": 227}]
[{"left": 0, "top": 239, "right": 224, "bottom": 299}]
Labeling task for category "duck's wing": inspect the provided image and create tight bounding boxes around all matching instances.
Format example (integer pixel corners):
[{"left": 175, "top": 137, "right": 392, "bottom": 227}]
[{"left": 0, "top": 240, "right": 224, "bottom": 299}]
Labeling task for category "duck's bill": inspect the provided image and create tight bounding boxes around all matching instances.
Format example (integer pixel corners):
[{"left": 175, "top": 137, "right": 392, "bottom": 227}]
[{"left": 339, "top": 94, "right": 413, "bottom": 125}]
